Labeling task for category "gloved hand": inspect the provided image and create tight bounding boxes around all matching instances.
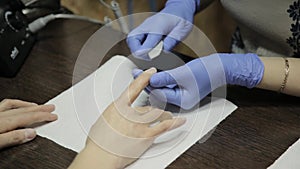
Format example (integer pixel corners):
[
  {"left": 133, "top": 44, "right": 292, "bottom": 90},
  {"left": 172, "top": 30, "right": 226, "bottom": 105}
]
[
  {"left": 133, "top": 53, "right": 264, "bottom": 110},
  {"left": 127, "top": 0, "right": 200, "bottom": 60}
]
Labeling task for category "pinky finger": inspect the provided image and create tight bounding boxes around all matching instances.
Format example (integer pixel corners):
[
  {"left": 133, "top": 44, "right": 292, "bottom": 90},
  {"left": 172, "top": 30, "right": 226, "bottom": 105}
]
[
  {"left": 148, "top": 117, "right": 186, "bottom": 137},
  {"left": 0, "top": 128, "right": 36, "bottom": 149}
]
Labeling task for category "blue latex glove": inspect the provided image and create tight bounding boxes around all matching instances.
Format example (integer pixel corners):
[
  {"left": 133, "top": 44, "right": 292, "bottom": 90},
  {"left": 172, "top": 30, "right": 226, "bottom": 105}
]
[
  {"left": 127, "top": 0, "right": 200, "bottom": 60},
  {"left": 133, "top": 53, "right": 264, "bottom": 110}
]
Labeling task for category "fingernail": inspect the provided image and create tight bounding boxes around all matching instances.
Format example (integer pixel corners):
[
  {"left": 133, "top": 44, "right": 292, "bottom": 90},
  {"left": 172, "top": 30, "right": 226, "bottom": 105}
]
[
  {"left": 44, "top": 104, "right": 55, "bottom": 111},
  {"left": 146, "top": 67, "right": 157, "bottom": 74},
  {"left": 30, "top": 102, "right": 38, "bottom": 106},
  {"left": 24, "top": 129, "right": 36, "bottom": 142},
  {"left": 46, "top": 104, "right": 55, "bottom": 108},
  {"left": 178, "top": 117, "right": 187, "bottom": 124},
  {"left": 49, "top": 114, "right": 58, "bottom": 121}
]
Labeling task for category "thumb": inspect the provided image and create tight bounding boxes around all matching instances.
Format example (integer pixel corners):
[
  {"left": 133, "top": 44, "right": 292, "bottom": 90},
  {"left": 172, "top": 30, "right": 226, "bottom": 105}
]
[{"left": 150, "top": 71, "right": 177, "bottom": 88}]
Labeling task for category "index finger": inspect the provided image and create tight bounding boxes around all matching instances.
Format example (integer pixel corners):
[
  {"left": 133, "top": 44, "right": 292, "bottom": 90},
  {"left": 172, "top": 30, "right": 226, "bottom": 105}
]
[{"left": 119, "top": 68, "right": 157, "bottom": 105}]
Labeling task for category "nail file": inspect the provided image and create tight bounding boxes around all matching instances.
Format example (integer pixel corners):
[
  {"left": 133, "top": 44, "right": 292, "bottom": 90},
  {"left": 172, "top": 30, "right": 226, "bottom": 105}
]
[{"left": 148, "top": 41, "right": 163, "bottom": 60}]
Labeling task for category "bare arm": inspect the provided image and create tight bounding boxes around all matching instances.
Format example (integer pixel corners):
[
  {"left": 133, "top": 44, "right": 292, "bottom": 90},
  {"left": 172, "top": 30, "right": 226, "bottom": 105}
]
[{"left": 257, "top": 57, "right": 300, "bottom": 97}]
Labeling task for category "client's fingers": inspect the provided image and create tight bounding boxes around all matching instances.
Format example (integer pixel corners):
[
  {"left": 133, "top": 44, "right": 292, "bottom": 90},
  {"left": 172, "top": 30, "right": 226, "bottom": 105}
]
[
  {"left": 150, "top": 111, "right": 173, "bottom": 124},
  {"left": 0, "top": 99, "right": 37, "bottom": 112},
  {"left": 120, "top": 68, "right": 157, "bottom": 105},
  {"left": 148, "top": 117, "right": 186, "bottom": 137},
  {"left": 134, "top": 106, "right": 152, "bottom": 115},
  {"left": 133, "top": 108, "right": 167, "bottom": 124},
  {"left": 150, "top": 71, "right": 177, "bottom": 88},
  {"left": 0, "top": 111, "right": 58, "bottom": 133},
  {"left": 0, "top": 104, "right": 55, "bottom": 118},
  {"left": 0, "top": 128, "right": 36, "bottom": 149}
]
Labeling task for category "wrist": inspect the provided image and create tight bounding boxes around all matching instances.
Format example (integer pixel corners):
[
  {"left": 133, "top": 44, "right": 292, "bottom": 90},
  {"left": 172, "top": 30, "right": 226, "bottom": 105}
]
[
  {"left": 219, "top": 53, "right": 264, "bottom": 88},
  {"left": 69, "top": 140, "right": 123, "bottom": 169}
]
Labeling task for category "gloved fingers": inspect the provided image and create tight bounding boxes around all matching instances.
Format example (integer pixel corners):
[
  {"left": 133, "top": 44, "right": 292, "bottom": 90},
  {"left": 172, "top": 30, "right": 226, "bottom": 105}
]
[
  {"left": 163, "top": 36, "right": 179, "bottom": 52},
  {"left": 150, "top": 87, "right": 182, "bottom": 107},
  {"left": 127, "top": 34, "right": 146, "bottom": 57},
  {"left": 127, "top": 12, "right": 189, "bottom": 60},
  {"left": 163, "top": 18, "right": 193, "bottom": 51},
  {"left": 140, "top": 34, "right": 163, "bottom": 52},
  {"left": 154, "top": 87, "right": 200, "bottom": 110},
  {"left": 168, "top": 17, "right": 193, "bottom": 39},
  {"left": 132, "top": 34, "right": 163, "bottom": 60},
  {"left": 144, "top": 85, "right": 154, "bottom": 94},
  {"left": 132, "top": 69, "right": 196, "bottom": 109},
  {"left": 150, "top": 71, "right": 177, "bottom": 88},
  {"left": 132, "top": 68, "right": 143, "bottom": 79}
]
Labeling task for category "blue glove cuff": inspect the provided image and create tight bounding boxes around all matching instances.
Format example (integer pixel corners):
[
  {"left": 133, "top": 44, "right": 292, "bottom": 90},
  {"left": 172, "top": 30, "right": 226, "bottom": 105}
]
[{"left": 219, "top": 53, "right": 265, "bottom": 88}]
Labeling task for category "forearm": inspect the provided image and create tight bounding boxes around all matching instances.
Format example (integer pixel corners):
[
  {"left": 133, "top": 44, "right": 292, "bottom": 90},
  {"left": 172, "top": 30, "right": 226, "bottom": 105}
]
[
  {"left": 68, "top": 142, "right": 122, "bottom": 169},
  {"left": 257, "top": 57, "right": 300, "bottom": 97}
]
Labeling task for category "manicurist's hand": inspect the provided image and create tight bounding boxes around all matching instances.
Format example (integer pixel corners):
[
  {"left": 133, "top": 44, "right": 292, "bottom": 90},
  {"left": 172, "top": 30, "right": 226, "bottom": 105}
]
[
  {"left": 0, "top": 99, "right": 57, "bottom": 149},
  {"left": 134, "top": 53, "right": 264, "bottom": 110},
  {"left": 69, "top": 68, "right": 186, "bottom": 169},
  {"left": 127, "top": 0, "right": 200, "bottom": 60}
]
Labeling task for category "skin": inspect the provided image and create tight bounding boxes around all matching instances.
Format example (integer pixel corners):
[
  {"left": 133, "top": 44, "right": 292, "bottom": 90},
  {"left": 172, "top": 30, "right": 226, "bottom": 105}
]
[
  {"left": 1, "top": 57, "right": 297, "bottom": 168},
  {"left": 257, "top": 57, "right": 300, "bottom": 97},
  {"left": 0, "top": 68, "right": 185, "bottom": 169},
  {"left": 68, "top": 57, "right": 299, "bottom": 168},
  {"left": 69, "top": 68, "right": 186, "bottom": 169},
  {"left": 0, "top": 99, "right": 57, "bottom": 149}
]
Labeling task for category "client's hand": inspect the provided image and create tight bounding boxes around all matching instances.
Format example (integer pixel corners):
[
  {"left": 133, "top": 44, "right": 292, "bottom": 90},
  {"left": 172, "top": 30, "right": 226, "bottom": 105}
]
[
  {"left": 69, "top": 68, "right": 186, "bottom": 169},
  {"left": 0, "top": 99, "right": 57, "bottom": 149}
]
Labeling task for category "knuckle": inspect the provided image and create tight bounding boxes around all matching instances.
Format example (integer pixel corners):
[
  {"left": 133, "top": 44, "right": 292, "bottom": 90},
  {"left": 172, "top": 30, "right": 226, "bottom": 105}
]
[
  {"left": 36, "top": 105, "right": 52, "bottom": 112},
  {"left": 1, "top": 118, "right": 14, "bottom": 131},
  {"left": 161, "top": 122, "right": 169, "bottom": 129},
  {"left": 142, "top": 131, "right": 152, "bottom": 138},
  {"left": 31, "top": 112, "right": 45, "bottom": 121},
  {"left": 1, "top": 99, "right": 11, "bottom": 106},
  {"left": 8, "top": 131, "right": 25, "bottom": 145},
  {"left": 24, "top": 111, "right": 43, "bottom": 123}
]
